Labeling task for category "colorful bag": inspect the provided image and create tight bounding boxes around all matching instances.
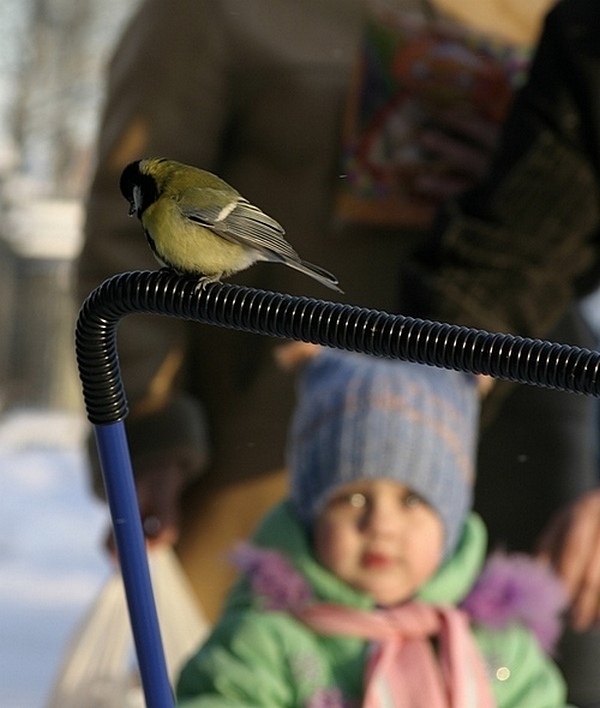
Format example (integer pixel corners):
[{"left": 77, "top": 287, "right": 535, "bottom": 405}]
[{"left": 336, "top": 0, "right": 529, "bottom": 228}]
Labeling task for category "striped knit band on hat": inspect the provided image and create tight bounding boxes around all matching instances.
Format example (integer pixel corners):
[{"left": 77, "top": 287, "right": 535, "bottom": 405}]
[{"left": 287, "top": 351, "right": 480, "bottom": 556}]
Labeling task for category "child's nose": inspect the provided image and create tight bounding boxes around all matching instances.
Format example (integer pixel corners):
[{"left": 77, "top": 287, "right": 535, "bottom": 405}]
[{"left": 362, "top": 500, "right": 403, "bottom": 534}]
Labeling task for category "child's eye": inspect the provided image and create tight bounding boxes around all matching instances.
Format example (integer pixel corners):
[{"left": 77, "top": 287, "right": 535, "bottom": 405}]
[
  {"left": 348, "top": 492, "right": 367, "bottom": 508},
  {"left": 328, "top": 491, "right": 368, "bottom": 509},
  {"left": 403, "top": 492, "right": 424, "bottom": 508}
]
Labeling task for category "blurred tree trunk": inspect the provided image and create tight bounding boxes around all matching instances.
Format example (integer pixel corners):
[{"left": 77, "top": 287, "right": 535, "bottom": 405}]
[
  {"left": 0, "top": 0, "right": 137, "bottom": 411},
  {"left": 10, "top": 0, "right": 96, "bottom": 197},
  {"left": 6, "top": 0, "right": 137, "bottom": 197}
]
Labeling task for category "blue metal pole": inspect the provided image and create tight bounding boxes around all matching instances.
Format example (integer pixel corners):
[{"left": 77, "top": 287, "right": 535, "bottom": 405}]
[{"left": 94, "top": 422, "right": 174, "bottom": 708}]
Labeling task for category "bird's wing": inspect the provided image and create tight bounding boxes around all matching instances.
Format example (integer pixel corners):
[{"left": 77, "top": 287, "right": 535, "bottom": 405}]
[
  {"left": 179, "top": 189, "right": 299, "bottom": 263},
  {"left": 177, "top": 187, "right": 235, "bottom": 226},
  {"left": 178, "top": 188, "right": 342, "bottom": 292},
  {"left": 220, "top": 200, "right": 301, "bottom": 262}
]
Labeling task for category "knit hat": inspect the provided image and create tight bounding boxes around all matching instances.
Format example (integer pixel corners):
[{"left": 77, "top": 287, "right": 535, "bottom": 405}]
[{"left": 287, "top": 351, "right": 480, "bottom": 556}]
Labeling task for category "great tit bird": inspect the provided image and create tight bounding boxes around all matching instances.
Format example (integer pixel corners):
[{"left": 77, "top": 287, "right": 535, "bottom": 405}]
[{"left": 120, "top": 158, "right": 342, "bottom": 292}]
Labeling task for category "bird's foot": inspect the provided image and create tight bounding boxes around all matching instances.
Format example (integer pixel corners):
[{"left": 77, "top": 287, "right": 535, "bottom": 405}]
[{"left": 193, "top": 274, "right": 222, "bottom": 293}]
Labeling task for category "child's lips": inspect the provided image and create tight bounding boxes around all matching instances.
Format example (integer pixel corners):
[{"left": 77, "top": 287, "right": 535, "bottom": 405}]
[{"left": 362, "top": 551, "right": 394, "bottom": 569}]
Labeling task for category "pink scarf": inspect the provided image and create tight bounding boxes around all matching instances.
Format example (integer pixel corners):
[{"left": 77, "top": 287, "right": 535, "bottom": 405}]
[{"left": 295, "top": 601, "right": 495, "bottom": 708}]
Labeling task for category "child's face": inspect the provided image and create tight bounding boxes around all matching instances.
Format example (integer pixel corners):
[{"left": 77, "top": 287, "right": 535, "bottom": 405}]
[{"left": 313, "top": 479, "right": 444, "bottom": 607}]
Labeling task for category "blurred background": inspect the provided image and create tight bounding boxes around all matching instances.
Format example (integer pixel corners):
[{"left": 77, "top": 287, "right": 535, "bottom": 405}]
[
  {"left": 0, "top": 0, "right": 140, "bottom": 412},
  {"left": 0, "top": 1, "right": 140, "bottom": 705},
  {"left": 2, "top": 2, "right": 600, "bottom": 707}
]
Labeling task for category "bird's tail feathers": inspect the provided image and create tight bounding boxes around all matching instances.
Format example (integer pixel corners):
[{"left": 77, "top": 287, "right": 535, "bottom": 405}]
[{"left": 290, "top": 259, "right": 343, "bottom": 293}]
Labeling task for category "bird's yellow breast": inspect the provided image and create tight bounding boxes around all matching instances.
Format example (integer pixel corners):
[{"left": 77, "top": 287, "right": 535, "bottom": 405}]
[{"left": 142, "top": 197, "right": 258, "bottom": 276}]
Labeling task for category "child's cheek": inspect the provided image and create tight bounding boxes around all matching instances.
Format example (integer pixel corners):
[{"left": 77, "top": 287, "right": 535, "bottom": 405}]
[{"left": 313, "top": 516, "right": 356, "bottom": 577}]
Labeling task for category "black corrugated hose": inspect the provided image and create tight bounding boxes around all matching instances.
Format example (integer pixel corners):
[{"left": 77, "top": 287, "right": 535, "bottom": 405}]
[{"left": 76, "top": 269, "right": 600, "bottom": 425}]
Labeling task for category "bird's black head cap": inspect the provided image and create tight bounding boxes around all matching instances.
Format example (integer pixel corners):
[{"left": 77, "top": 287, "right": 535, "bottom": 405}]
[{"left": 120, "top": 160, "right": 159, "bottom": 218}]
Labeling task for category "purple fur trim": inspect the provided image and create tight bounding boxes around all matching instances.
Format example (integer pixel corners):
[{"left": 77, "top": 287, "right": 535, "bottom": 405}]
[
  {"left": 230, "top": 542, "right": 313, "bottom": 611},
  {"left": 306, "top": 687, "right": 353, "bottom": 708},
  {"left": 461, "top": 551, "right": 567, "bottom": 654},
  {"left": 231, "top": 543, "right": 567, "bottom": 654}
]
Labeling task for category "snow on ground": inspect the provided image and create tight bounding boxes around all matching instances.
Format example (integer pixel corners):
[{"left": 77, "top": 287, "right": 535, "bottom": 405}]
[{"left": 0, "top": 409, "right": 109, "bottom": 708}]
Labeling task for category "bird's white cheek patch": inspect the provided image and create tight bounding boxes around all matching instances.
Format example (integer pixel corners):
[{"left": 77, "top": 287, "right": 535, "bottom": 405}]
[{"left": 133, "top": 185, "right": 143, "bottom": 212}]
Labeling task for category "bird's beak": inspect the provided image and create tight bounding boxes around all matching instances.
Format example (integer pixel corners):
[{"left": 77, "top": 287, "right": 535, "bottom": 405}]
[{"left": 128, "top": 202, "right": 136, "bottom": 217}]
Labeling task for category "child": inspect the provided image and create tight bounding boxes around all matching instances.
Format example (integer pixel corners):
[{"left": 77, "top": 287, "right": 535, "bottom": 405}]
[{"left": 177, "top": 351, "right": 568, "bottom": 707}]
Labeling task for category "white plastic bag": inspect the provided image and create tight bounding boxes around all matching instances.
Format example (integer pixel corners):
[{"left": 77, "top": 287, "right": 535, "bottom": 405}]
[{"left": 46, "top": 546, "right": 209, "bottom": 708}]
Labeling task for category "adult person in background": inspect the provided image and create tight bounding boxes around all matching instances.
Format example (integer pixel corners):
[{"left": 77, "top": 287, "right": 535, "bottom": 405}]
[{"left": 404, "top": 1, "right": 600, "bottom": 703}]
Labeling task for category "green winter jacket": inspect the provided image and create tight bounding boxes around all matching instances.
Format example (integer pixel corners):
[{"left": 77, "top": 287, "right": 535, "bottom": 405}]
[{"left": 177, "top": 502, "right": 567, "bottom": 706}]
